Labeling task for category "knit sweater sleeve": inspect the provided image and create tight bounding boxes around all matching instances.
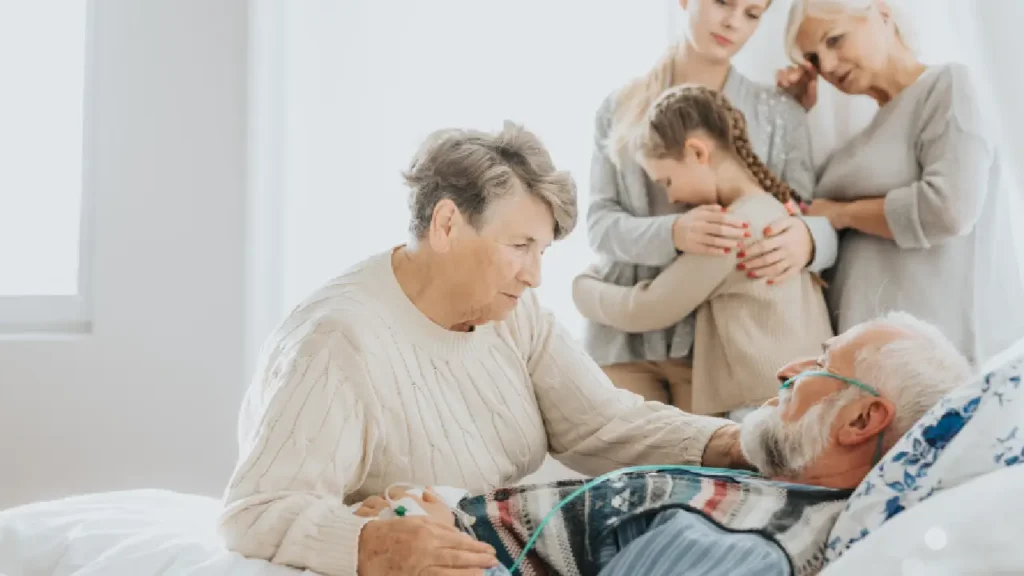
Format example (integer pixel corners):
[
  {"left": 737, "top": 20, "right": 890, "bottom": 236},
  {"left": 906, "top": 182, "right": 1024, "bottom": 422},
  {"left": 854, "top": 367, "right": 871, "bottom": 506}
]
[
  {"left": 218, "top": 318, "right": 379, "bottom": 576},
  {"left": 513, "top": 291, "right": 732, "bottom": 474}
]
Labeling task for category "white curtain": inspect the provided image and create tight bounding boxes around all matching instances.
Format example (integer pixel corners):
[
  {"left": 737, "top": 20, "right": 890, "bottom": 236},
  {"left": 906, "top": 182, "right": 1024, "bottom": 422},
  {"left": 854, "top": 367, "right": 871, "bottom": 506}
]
[{"left": 258, "top": 0, "right": 1024, "bottom": 338}]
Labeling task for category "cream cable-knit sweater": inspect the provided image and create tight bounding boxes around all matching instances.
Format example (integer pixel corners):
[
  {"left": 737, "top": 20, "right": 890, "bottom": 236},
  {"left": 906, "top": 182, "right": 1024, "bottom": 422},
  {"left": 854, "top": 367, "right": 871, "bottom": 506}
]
[{"left": 218, "top": 249, "right": 732, "bottom": 576}]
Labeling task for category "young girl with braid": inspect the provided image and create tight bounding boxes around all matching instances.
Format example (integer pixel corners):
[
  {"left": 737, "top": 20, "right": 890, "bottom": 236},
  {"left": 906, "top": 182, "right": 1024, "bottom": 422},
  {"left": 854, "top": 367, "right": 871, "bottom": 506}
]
[
  {"left": 586, "top": 0, "right": 837, "bottom": 419},
  {"left": 574, "top": 85, "right": 833, "bottom": 418}
]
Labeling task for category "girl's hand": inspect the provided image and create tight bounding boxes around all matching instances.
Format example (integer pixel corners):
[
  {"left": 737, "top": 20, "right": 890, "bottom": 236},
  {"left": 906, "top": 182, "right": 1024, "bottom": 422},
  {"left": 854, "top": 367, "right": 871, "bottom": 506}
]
[
  {"left": 738, "top": 202, "right": 813, "bottom": 285},
  {"left": 672, "top": 205, "right": 750, "bottom": 255},
  {"left": 776, "top": 62, "right": 819, "bottom": 111}
]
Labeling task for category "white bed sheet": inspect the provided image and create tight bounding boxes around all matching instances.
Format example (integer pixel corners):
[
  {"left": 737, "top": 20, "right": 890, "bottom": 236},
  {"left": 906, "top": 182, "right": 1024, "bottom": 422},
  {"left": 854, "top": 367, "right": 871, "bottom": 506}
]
[
  {"left": 0, "top": 489, "right": 309, "bottom": 576},
  {"left": 820, "top": 464, "right": 1024, "bottom": 576}
]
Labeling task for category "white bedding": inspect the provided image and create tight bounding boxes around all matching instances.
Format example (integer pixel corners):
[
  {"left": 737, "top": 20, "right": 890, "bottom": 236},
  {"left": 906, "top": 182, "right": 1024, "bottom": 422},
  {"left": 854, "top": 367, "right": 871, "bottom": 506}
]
[{"left": 0, "top": 489, "right": 308, "bottom": 576}]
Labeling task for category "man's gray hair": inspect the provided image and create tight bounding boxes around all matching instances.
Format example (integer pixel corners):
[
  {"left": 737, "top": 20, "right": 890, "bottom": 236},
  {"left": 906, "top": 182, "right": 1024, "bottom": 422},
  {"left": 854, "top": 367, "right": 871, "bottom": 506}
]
[
  {"left": 852, "top": 311, "right": 973, "bottom": 439},
  {"left": 402, "top": 121, "right": 578, "bottom": 241}
]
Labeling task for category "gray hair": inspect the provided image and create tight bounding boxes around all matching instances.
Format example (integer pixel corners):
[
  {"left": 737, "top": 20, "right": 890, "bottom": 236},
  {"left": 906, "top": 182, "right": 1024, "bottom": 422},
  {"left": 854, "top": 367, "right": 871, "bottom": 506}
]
[
  {"left": 784, "top": 0, "right": 916, "bottom": 65},
  {"left": 402, "top": 122, "right": 577, "bottom": 241},
  {"left": 852, "top": 311, "right": 972, "bottom": 440}
]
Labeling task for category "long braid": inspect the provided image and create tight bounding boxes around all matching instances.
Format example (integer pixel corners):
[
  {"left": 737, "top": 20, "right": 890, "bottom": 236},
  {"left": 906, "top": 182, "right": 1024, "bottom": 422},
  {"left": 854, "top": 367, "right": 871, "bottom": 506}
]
[{"left": 710, "top": 91, "right": 803, "bottom": 205}]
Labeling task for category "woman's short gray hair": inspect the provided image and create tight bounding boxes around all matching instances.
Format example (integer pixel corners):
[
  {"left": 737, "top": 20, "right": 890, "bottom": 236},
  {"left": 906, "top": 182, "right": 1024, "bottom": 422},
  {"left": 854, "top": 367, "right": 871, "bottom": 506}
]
[
  {"left": 784, "top": 0, "right": 916, "bottom": 64},
  {"left": 403, "top": 121, "right": 578, "bottom": 241}
]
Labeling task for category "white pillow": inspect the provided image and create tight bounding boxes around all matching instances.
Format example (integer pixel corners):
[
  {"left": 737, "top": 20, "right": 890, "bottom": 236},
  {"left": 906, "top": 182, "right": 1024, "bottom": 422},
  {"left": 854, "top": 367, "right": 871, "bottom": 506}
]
[{"left": 820, "top": 465, "right": 1024, "bottom": 575}]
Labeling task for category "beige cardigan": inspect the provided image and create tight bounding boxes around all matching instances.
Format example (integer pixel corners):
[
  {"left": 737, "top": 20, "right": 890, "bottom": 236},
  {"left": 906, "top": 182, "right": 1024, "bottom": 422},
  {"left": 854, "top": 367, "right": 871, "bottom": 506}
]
[{"left": 574, "top": 193, "right": 834, "bottom": 414}]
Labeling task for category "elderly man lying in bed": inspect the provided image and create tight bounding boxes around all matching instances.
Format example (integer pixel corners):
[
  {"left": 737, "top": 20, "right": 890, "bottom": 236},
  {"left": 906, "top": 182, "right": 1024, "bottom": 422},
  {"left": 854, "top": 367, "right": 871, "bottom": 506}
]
[{"left": 355, "top": 312, "right": 971, "bottom": 576}]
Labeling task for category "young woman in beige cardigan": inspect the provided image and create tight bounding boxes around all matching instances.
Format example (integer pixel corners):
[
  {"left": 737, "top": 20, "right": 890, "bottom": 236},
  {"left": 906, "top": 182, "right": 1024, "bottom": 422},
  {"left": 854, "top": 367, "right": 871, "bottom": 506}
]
[{"left": 574, "top": 85, "right": 833, "bottom": 418}]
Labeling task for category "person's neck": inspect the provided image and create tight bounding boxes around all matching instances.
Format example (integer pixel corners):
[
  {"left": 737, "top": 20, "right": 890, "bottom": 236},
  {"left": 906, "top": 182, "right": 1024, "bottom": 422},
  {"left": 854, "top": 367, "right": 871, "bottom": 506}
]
[
  {"left": 391, "top": 245, "right": 475, "bottom": 332},
  {"left": 867, "top": 49, "right": 927, "bottom": 106},
  {"left": 715, "top": 161, "right": 763, "bottom": 208},
  {"left": 672, "top": 41, "right": 731, "bottom": 91}
]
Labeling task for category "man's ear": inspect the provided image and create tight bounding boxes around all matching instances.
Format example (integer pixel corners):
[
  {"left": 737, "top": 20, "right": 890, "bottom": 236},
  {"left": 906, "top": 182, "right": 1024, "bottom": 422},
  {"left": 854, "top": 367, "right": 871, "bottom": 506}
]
[
  {"left": 684, "top": 137, "right": 712, "bottom": 165},
  {"left": 428, "top": 199, "right": 462, "bottom": 253},
  {"left": 835, "top": 397, "right": 896, "bottom": 448}
]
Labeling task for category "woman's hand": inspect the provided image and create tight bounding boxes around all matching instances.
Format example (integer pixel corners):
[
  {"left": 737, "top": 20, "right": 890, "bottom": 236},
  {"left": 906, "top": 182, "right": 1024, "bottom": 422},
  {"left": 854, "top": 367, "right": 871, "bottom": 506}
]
[
  {"left": 804, "top": 199, "right": 850, "bottom": 230},
  {"left": 357, "top": 516, "right": 499, "bottom": 576},
  {"left": 354, "top": 488, "right": 456, "bottom": 526},
  {"left": 776, "top": 62, "right": 819, "bottom": 111},
  {"left": 672, "top": 205, "right": 750, "bottom": 255},
  {"left": 738, "top": 202, "right": 814, "bottom": 284}
]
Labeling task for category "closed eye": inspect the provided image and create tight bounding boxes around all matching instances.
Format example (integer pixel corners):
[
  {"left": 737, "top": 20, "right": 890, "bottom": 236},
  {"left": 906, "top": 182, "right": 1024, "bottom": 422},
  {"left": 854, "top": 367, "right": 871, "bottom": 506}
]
[{"left": 825, "top": 35, "right": 843, "bottom": 49}]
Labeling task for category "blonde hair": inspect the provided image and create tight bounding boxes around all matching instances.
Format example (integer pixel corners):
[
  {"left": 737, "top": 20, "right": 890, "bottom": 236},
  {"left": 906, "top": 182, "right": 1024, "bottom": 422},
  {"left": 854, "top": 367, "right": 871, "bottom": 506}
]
[
  {"left": 605, "top": 48, "right": 678, "bottom": 166},
  {"left": 784, "top": 0, "right": 915, "bottom": 64},
  {"left": 634, "top": 84, "right": 800, "bottom": 204}
]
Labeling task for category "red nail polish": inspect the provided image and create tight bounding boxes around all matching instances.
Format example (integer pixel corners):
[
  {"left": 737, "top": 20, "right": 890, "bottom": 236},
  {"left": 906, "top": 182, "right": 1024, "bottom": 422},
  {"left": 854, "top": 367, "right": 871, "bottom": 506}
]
[
  {"left": 720, "top": 206, "right": 727, "bottom": 213},
  {"left": 763, "top": 227, "right": 771, "bottom": 235},
  {"left": 747, "top": 271, "right": 756, "bottom": 279},
  {"left": 737, "top": 251, "right": 745, "bottom": 258},
  {"left": 744, "top": 231, "right": 751, "bottom": 238},
  {"left": 736, "top": 263, "right": 745, "bottom": 271},
  {"left": 724, "top": 247, "right": 731, "bottom": 254},
  {"left": 742, "top": 222, "right": 750, "bottom": 228},
  {"left": 767, "top": 280, "right": 774, "bottom": 286}
]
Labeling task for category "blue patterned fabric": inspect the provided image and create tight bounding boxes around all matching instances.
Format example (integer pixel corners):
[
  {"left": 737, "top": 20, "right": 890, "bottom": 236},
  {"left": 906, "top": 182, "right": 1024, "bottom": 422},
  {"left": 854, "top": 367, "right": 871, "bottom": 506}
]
[{"left": 825, "top": 351, "right": 1024, "bottom": 563}]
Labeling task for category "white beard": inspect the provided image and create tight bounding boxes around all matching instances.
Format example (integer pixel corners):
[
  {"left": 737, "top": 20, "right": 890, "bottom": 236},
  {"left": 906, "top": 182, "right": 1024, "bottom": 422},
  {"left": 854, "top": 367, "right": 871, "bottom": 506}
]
[{"left": 740, "top": 392, "right": 850, "bottom": 479}]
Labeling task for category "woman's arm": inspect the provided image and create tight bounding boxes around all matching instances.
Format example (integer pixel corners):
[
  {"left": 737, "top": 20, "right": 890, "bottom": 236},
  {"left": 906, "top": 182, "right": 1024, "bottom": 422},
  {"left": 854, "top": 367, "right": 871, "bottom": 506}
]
[
  {"left": 820, "top": 67, "right": 994, "bottom": 248},
  {"left": 781, "top": 104, "right": 839, "bottom": 272},
  {"left": 219, "top": 323, "right": 378, "bottom": 576},
  {"left": 514, "top": 291, "right": 742, "bottom": 474},
  {"left": 586, "top": 96, "right": 680, "bottom": 268},
  {"left": 572, "top": 249, "right": 734, "bottom": 333}
]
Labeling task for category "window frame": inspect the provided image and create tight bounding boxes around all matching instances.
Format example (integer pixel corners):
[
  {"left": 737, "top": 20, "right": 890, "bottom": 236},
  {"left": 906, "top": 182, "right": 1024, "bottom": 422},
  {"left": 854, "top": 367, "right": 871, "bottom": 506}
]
[{"left": 0, "top": 1, "right": 97, "bottom": 336}]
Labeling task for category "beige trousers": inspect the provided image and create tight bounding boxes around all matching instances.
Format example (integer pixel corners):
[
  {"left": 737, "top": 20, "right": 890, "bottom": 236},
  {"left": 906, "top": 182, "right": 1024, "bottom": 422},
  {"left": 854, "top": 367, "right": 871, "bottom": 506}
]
[
  {"left": 601, "top": 359, "right": 694, "bottom": 412},
  {"left": 602, "top": 360, "right": 757, "bottom": 420}
]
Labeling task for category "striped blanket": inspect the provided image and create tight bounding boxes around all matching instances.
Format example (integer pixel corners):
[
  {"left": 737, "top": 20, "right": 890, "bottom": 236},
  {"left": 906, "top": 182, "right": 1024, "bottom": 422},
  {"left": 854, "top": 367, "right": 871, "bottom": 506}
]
[{"left": 456, "top": 467, "right": 850, "bottom": 576}]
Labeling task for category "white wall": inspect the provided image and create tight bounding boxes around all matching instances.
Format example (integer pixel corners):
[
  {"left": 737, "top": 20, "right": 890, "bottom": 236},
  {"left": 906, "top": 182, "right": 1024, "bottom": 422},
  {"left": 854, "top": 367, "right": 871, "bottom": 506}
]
[{"left": 0, "top": 0, "right": 249, "bottom": 508}]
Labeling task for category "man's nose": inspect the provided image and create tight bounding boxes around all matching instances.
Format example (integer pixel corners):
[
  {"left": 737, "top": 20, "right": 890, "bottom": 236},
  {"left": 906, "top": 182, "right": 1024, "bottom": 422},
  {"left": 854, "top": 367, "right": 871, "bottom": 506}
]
[{"left": 777, "top": 358, "right": 815, "bottom": 382}]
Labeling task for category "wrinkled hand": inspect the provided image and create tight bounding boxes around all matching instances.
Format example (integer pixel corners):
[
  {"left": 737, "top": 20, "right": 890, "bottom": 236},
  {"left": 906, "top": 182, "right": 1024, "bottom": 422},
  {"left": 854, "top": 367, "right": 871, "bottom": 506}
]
[
  {"left": 673, "top": 205, "right": 750, "bottom": 255},
  {"left": 776, "top": 62, "right": 819, "bottom": 111},
  {"left": 357, "top": 515, "right": 499, "bottom": 576},
  {"left": 804, "top": 198, "right": 849, "bottom": 230},
  {"left": 354, "top": 488, "right": 455, "bottom": 526},
  {"left": 738, "top": 202, "right": 813, "bottom": 284}
]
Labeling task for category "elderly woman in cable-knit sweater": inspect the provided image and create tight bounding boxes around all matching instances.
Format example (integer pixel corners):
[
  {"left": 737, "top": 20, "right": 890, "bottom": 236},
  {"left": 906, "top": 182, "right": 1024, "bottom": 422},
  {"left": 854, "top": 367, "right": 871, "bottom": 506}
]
[{"left": 218, "top": 123, "right": 748, "bottom": 576}]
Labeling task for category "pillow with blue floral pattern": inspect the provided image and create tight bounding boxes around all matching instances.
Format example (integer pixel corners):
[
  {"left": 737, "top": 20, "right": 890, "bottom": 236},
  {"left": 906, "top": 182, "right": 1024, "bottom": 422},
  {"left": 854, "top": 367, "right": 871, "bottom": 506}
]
[{"left": 824, "top": 350, "right": 1024, "bottom": 564}]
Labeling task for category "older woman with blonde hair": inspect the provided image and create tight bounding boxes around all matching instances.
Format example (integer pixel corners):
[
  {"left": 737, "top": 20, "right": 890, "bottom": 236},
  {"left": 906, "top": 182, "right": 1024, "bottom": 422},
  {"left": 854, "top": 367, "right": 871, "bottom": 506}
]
[
  {"left": 778, "top": 0, "right": 1024, "bottom": 365},
  {"left": 217, "top": 123, "right": 747, "bottom": 576}
]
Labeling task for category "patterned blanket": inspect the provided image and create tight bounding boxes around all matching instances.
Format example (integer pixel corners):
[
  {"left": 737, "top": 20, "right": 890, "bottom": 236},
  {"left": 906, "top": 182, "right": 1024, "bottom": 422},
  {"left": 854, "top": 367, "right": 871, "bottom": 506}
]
[{"left": 457, "top": 467, "right": 850, "bottom": 576}]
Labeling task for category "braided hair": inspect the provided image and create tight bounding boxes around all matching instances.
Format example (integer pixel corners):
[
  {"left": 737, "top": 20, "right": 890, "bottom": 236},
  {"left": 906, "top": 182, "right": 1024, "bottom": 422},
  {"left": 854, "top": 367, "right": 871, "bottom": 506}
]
[{"left": 634, "top": 84, "right": 803, "bottom": 205}]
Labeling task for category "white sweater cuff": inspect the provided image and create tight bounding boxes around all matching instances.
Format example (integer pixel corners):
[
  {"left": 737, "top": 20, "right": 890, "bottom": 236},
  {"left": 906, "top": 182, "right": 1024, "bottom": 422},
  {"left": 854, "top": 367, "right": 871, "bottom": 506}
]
[{"left": 273, "top": 504, "right": 375, "bottom": 576}]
